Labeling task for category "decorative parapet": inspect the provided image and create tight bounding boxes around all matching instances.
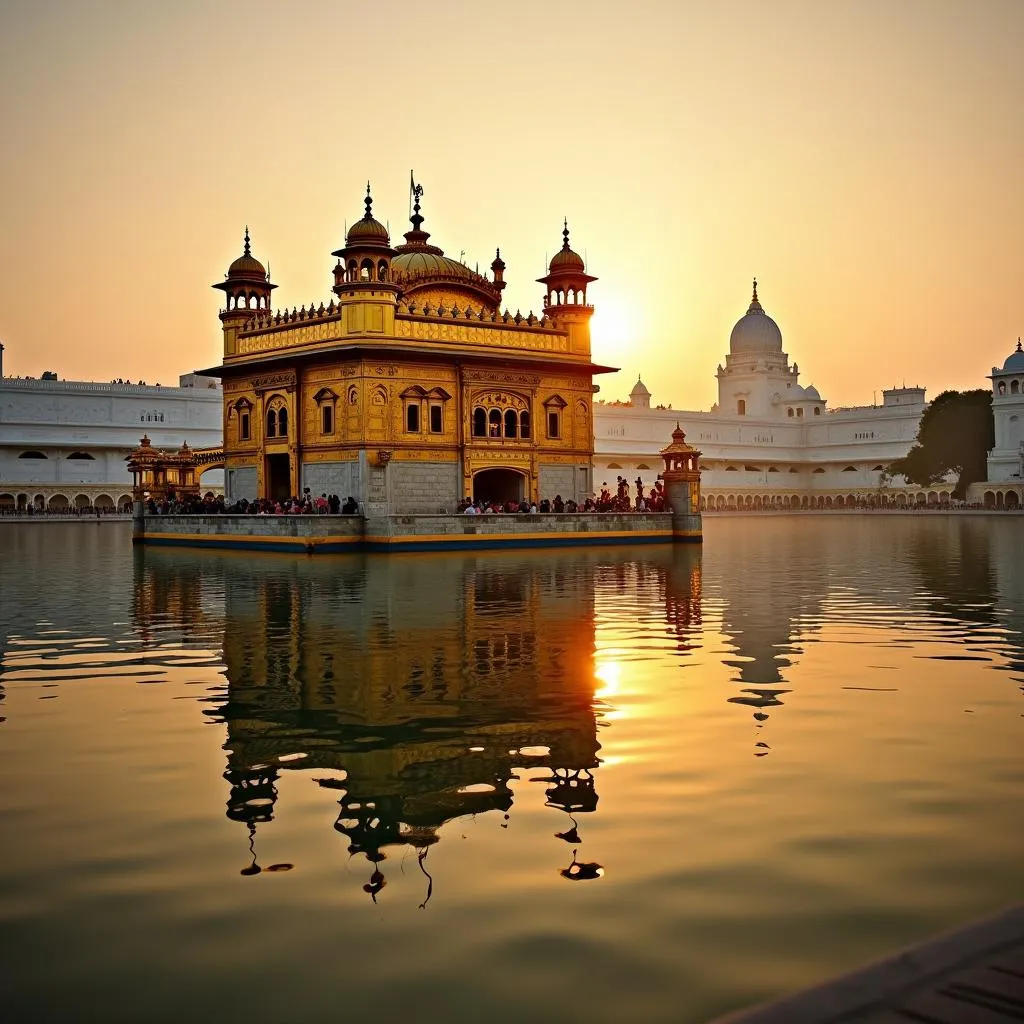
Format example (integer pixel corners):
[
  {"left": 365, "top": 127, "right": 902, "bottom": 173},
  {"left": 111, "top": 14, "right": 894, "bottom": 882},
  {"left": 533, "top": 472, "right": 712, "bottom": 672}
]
[
  {"left": 240, "top": 297, "right": 556, "bottom": 335},
  {"left": 232, "top": 296, "right": 577, "bottom": 359}
]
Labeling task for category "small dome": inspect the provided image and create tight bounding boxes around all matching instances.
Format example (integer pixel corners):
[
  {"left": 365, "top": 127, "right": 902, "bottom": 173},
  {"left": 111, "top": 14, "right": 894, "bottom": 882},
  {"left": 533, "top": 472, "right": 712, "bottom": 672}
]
[
  {"left": 730, "top": 279, "right": 783, "bottom": 355},
  {"left": 548, "top": 219, "right": 585, "bottom": 274},
  {"left": 549, "top": 246, "right": 585, "bottom": 273},
  {"left": 227, "top": 228, "right": 267, "bottom": 282},
  {"left": 630, "top": 377, "right": 651, "bottom": 397},
  {"left": 804, "top": 384, "right": 821, "bottom": 400},
  {"left": 1001, "top": 340, "right": 1024, "bottom": 372},
  {"left": 346, "top": 185, "right": 390, "bottom": 247}
]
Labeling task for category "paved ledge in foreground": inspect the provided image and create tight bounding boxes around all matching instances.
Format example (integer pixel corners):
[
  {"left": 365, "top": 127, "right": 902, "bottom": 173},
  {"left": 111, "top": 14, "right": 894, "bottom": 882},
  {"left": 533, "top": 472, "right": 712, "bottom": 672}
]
[
  {"left": 133, "top": 511, "right": 700, "bottom": 553},
  {"left": 711, "top": 902, "right": 1024, "bottom": 1023}
]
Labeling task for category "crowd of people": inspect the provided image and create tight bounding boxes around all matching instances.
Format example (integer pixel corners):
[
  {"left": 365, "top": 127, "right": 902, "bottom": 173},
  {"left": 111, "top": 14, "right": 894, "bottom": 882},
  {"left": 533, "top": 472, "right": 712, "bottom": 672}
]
[
  {"left": 141, "top": 476, "right": 667, "bottom": 517},
  {"left": 146, "top": 489, "right": 359, "bottom": 516},
  {"left": 458, "top": 476, "right": 667, "bottom": 515}
]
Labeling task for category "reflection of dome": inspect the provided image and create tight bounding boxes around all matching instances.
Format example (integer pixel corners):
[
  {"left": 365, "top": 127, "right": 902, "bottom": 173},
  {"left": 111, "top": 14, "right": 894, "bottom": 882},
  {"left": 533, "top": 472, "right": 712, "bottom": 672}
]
[
  {"left": 730, "top": 279, "right": 783, "bottom": 355},
  {"left": 1001, "top": 340, "right": 1024, "bottom": 372}
]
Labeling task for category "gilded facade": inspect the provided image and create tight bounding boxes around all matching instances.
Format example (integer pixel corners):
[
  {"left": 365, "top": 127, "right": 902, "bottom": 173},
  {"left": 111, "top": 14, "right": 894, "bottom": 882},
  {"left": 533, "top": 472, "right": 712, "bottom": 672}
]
[{"left": 202, "top": 182, "right": 614, "bottom": 511}]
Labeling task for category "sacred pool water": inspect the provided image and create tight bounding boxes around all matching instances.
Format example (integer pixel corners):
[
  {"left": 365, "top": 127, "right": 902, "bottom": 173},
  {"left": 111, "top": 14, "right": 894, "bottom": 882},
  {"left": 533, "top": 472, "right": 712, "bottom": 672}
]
[{"left": 1, "top": 517, "right": 1021, "bottom": 1023}]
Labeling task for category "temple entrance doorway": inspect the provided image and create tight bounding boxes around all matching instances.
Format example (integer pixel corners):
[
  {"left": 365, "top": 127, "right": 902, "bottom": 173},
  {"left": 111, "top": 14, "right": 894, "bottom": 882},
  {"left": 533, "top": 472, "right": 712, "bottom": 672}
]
[
  {"left": 266, "top": 454, "right": 291, "bottom": 502},
  {"left": 473, "top": 468, "right": 526, "bottom": 507}
]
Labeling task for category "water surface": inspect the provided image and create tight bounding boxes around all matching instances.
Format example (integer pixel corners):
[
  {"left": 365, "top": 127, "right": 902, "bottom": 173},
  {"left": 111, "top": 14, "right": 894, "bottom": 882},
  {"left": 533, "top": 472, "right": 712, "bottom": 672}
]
[{"left": 1, "top": 517, "right": 1021, "bottom": 1022}]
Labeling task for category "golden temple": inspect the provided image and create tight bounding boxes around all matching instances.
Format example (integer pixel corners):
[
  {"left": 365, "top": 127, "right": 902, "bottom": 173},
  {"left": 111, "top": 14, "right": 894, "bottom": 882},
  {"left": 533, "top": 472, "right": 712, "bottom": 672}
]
[{"left": 200, "top": 178, "right": 616, "bottom": 511}]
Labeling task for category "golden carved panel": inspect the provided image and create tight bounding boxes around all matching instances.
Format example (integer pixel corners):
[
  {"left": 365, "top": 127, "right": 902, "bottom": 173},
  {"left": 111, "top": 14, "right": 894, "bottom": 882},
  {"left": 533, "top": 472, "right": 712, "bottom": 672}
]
[
  {"left": 237, "top": 321, "right": 343, "bottom": 354},
  {"left": 462, "top": 369, "right": 541, "bottom": 386},
  {"left": 471, "top": 390, "right": 529, "bottom": 411},
  {"left": 395, "top": 317, "right": 569, "bottom": 354}
]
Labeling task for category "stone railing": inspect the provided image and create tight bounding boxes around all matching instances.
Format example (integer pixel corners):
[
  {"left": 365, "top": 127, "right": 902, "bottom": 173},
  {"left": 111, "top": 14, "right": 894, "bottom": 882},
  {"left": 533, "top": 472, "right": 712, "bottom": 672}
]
[{"left": 0, "top": 378, "right": 197, "bottom": 395}]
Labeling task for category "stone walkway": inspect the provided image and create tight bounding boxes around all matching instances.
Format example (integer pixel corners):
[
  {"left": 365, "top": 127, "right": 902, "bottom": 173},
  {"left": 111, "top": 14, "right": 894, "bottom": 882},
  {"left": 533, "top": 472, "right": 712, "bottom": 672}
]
[{"left": 711, "top": 904, "right": 1024, "bottom": 1023}]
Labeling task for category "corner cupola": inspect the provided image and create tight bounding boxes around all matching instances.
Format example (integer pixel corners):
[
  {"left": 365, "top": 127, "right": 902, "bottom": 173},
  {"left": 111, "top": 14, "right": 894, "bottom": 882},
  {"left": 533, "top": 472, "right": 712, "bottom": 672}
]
[
  {"left": 331, "top": 183, "right": 396, "bottom": 292},
  {"left": 213, "top": 227, "right": 276, "bottom": 317},
  {"left": 537, "top": 219, "right": 596, "bottom": 314}
]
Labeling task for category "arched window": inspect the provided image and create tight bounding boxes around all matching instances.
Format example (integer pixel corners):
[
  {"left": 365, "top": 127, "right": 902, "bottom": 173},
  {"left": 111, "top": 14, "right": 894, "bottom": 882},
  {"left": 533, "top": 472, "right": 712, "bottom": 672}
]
[
  {"left": 488, "top": 409, "right": 502, "bottom": 437},
  {"left": 347, "top": 259, "right": 358, "bottom": 281},
  {"left": 787, "top": 408, "right": 794, "bottom": 417},
  {"left": 18, "top": 451, "right": 47, "bottom": 459},
  {"left": 240, "top": 412, "right": 250, "bottom": 440},
  {"left": 406, "top": 403, "right": 419, "bottom": 432},
  {"left": 429, "top": 404, "right": 443, "bottom": 433},
  {"left": 797, "top": 408, "right": 804, "bottom": 418},
  {"left": 360, "top": 259, "right": 373, "bottom": 281},
  {"left": 322, "top": 405, "right": 333, "bottom": 434},
  {"left": 67, "top": 452, "right": 95, "bottom": 460},
  {"left": 377, "top": 261, "right": 388, "bottom": 281},
  {"left": 814, "top": 407, "right": 821, "bottom": 415},
  {"left": 998, "top": 381, "right": 1007, "bottom": 395},
  {"left": 813, "top": 467, "right": 825, "bottom": 474},
  {"left": 504, "top": 409, "right": 517, "bottom": 438},
  {"left": 473, "top": 407, "right": 487, "bottom": 437},
  {"left": 278, "top": 408, "right": 288, "bottom": 435},
  {"left": 737, "top": 399, "right": 746, "bottom": 415},
  {"left": 519, "top": 410, "right": 531, "bottom": 438},
  {"left": 1012, "top": 380, "right": 1020, "bottom": 394},
  {"left": 267, "top": 409, "right": 277, "bottom": 438},
  {"left": 872, "top": 464, "right": 884, "bottom": 472}
]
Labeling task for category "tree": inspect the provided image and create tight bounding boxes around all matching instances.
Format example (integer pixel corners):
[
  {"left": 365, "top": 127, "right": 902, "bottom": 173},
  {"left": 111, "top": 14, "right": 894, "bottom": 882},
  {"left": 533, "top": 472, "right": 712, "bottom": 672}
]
[{"left": 888, "top": 389, "right": 993, "bottom": 498}]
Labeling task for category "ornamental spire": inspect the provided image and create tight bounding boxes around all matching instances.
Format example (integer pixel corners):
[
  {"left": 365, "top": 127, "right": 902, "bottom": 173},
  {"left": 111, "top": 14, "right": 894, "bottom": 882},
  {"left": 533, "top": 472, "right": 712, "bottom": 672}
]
[
  {"left": 243, "top": 226, "right": 251, "bottom": 257},
  {"left": 364, "top": 181, "right": 373, "bottom": 219},
  {"left": 562, "top": 217, "right": 570, "bottom": 250},
  {"left": 748, "top": 276, "right": 763, "bottom": 314},
  {"left": 410, "top": 171, "right": 424, "bottom": 232}
]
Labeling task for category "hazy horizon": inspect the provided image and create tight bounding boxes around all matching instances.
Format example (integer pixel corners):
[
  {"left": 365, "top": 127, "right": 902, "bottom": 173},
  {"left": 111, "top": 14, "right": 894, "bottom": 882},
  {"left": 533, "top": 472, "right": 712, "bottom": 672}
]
[{"left": 1, "top": 0, "right": 1021, "bottom": 409}]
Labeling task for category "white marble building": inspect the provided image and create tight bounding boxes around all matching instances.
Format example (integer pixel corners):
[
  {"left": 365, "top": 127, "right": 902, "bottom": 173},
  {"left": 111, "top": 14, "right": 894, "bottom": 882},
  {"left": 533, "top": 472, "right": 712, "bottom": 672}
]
[
  {"left": 593, "top": 283, "right": 951, "bottom": 508},
  {"left": 968, "top": 340, "right": 1024, "bottom": 508},
  {"left": 0, "top": 348, "right": 223, "bottom": 511}
]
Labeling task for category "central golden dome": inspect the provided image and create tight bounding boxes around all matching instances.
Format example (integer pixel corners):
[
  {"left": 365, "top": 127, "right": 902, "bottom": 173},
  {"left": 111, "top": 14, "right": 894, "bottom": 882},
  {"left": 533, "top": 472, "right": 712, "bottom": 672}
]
[{"left": 392, "top": 187, "right": 503, "bottom": 311}]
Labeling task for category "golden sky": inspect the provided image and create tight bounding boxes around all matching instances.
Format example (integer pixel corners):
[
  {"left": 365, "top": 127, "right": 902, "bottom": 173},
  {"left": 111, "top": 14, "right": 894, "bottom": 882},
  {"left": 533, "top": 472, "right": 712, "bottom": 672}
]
[{"left": 0, "top": 0, "right": 1021, "bottom": 410}]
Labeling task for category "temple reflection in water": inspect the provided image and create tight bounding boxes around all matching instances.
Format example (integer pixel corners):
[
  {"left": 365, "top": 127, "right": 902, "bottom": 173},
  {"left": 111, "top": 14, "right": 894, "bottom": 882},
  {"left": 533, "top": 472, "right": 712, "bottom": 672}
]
[
  {"left": 132, "top": 547, "right": 699, "bottom": 898},
  {"left": 127, "top": 516, "right": 1024, "bottom": 900}
]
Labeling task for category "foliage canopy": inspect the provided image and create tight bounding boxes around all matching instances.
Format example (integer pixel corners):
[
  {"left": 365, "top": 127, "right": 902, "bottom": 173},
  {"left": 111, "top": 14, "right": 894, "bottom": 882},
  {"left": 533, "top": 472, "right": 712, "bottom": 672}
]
[{"left": 888, "top": 389, "right": 993, "bottom": 498}]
